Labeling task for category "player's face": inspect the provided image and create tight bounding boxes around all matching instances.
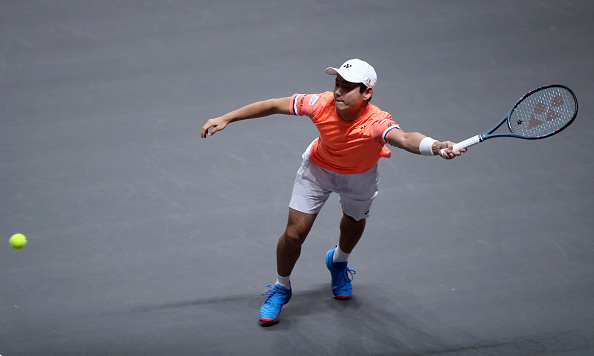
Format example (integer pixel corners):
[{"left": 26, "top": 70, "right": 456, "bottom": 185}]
[{"left": 333, "top": 75, "right": 371, "bottom": 113}]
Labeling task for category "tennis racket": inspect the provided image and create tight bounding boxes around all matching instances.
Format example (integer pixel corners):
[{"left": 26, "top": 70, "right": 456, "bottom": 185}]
[{"left": 441, "top": 85, "right": 578, "bottom": 155}]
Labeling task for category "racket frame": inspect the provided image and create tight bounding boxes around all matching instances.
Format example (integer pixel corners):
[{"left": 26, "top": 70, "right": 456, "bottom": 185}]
[{"left": 449, "top": 85, "right": 578, "bottom": 152}]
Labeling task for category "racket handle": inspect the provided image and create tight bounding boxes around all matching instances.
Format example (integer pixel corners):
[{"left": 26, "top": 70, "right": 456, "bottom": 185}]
[{"left": 439, "top": 135, "right": 481, "bottom": 156}]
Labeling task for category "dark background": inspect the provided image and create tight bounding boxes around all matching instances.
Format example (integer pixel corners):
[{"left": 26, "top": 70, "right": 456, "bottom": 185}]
[{"left": 1, "top": 1, "right": 593, "bottom": 355}]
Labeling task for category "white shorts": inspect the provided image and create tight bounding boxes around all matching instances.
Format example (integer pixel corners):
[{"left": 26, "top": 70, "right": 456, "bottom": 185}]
[{"left": 289, "top": 143, "right": 380, "bottom": 221}]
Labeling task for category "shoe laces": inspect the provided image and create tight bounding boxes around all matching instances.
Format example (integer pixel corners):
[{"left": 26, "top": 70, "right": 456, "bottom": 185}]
[
  {"left": 262, "top": 284, "right": 277, "bottom": 297},
  {"left": 344, "top": 268, "right": 356, "bottom": 282}
]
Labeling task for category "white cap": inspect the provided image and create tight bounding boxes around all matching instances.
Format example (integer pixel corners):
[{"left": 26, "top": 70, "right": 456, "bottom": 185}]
[{"left": 325, "top": 58, "right": 377, "bottom": 88}]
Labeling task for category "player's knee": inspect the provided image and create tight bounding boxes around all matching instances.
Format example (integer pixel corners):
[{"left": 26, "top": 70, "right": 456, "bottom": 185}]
[{"left": 282, "top": 228, "right": 308, "bottom": 246}]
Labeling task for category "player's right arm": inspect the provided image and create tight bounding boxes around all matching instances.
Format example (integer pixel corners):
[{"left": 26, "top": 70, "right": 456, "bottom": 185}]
[{"left": 201, "top": 97, "right": 292, "bottom": 138}]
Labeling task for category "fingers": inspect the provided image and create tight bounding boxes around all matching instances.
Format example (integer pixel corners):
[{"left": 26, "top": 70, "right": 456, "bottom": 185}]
[
  {"left": 201, "top": 117, "right": 227, "bottom": 138},
  {"left": 200, "top": 119, "right": 212, "bottom": 138},
  {"left": 439, "top": 141, "right": 466, "bottom": 159},
  {"left": 201, "top": 124, "right": 216, "bottom": 138},
  {"left": 200, "top": 125, "right": 209, "bottom": 138}
]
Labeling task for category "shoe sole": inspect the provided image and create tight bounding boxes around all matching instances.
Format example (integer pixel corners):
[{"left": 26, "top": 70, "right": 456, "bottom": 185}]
[{"left": 259, "top": 317, "right": 278, "bottom": 323}]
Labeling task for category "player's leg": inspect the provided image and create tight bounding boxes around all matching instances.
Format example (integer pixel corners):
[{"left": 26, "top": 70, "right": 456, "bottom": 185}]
[
  {"left": 337, "top": 213, "right": 366, "bottom": 254},
  {"left": 327, "top": 165, "right": 378, "bottom": 299},
  {"left": 277, "top": 208, "right": 318, "bottom": 278},
  {"left": 259, "top": 209, "right": 318, "bottom": 323},
  {"left": 280, "top": 142, "right": 331, "bottom": 282},
  {"left": 334, "top": 163, "right": 378, "bottom": 257},
  {"left": 260, "top": 141, "right": 329, "bottom": 323}
]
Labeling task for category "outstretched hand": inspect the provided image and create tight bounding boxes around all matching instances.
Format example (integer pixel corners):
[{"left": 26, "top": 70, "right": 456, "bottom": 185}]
[
  {"left": 437, "top": 141, "right": 466, "bottom": 159},
  {"left": 201, "top": 116, "right": 229, "bottom": 138}
]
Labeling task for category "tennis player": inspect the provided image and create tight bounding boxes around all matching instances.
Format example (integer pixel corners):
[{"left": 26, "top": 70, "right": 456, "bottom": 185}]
[{"left": 201, "top": 59, "right": 465, "bottom": 324}]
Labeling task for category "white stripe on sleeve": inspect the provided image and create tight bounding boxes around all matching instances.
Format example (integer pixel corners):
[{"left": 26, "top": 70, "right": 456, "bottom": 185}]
[{"left": 382, "top": 125, "right": 401, "bottom": 143}]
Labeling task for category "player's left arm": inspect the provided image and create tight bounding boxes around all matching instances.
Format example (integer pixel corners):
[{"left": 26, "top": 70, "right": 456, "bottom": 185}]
[{"left": 386, "top": 130, "right": 465, "bottom": 159}]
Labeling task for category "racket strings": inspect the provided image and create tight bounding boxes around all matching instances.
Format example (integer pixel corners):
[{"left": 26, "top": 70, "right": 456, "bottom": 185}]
[{"left": 510, "top": 87, "right": 576, "bottom": 138}]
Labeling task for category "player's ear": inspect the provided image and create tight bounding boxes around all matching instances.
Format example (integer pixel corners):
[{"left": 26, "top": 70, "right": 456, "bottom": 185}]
[{"left": 363, "top": 87, "right": 373, "bottom": 101}]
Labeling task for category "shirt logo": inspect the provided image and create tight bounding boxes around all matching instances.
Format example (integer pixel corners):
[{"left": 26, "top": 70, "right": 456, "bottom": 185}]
[
  {"left": 299, "top": 95, "right": 306, "bottom": 107},
  {"left": 309, "top": 95, "right": 319, "bottom": 105}
]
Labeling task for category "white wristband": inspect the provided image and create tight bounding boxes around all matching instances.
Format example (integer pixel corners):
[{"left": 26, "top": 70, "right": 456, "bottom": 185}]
[{"left": 419, "top": 137, "right": 438, "bottom": 156}]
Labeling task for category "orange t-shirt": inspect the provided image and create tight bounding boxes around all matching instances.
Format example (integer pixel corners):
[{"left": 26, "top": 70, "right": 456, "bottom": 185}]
[{"left": 290, "top": 92, "right": 401, "bottom": 174}]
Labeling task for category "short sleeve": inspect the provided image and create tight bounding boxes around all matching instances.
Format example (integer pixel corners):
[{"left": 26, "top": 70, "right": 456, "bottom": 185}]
[
  {"left": 290, "top": 93, "right": 323, "bottom": 118},
  {"left": 370, "top": 116, "right": 401, "bottom": 144}
]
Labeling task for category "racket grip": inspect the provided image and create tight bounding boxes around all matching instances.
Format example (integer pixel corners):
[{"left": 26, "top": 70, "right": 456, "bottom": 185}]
[{"left": 439, "top": 135, "right": 480, "bottom": 155}]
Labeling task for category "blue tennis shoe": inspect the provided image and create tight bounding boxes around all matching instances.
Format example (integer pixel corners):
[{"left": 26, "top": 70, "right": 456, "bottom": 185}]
[
  {"left": 259, "top": 284, "right": 292, "bottom": 323},
  {"left": 326, "top": 248, "right": 356, "bottom": 299}
]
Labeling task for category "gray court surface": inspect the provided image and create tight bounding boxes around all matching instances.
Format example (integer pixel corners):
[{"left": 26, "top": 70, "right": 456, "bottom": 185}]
[{"left": 1, "top": 1, "right": 593, "bottom": 355}]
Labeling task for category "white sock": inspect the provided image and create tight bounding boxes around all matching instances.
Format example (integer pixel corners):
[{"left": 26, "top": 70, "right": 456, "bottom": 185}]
[
  {"left": 332, "top": 245, "right": 350, "bottom": 263},
  {"left": 276, "top": 274, "right": 291, "bottom": 289}
]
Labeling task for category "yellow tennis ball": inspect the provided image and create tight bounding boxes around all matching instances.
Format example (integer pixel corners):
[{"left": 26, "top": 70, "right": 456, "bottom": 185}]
[{"left": 9, "top": 233, "right": 27, "bottom": 249}]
